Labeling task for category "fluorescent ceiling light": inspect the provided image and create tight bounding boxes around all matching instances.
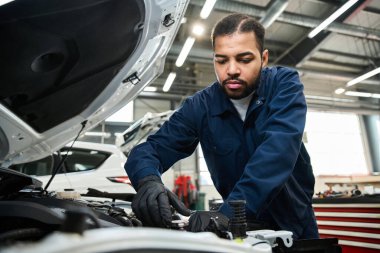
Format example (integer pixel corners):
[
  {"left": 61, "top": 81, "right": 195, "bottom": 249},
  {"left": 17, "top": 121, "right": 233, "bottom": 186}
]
[
  {"left": 346, "top": 66, "right": 380, "bottom": 87},
  {"left": 345, "top": 91, "right": 371, "bottom": 97},
  {"left": 308, "top": 0, "right": 358, "bottom": 38},
  {"left": 345, "top": 91, "right": 372, "bottom": 98},
  {"left": 163, "top": 72, "right": 176, "bottom": 92},
  {"left": 0, "top": 0, "right": 14, "bottom": 6},
  {"left": 200, "top": 0, "right": 217, "bottom": 19},
  {"left": 143, "top": 86, "right": 157, "bottom": 92},
  {"left": 306, "top": 95, "right": 355, "bottom": 103},
  {"left": 175, "top": 36, "right": 195, "bottom": 67},
  {"left": 334, "top": 88, "right": 345, "bottom": 94},
  {"left": 192, "top": 24, "right": 205, "bottom": 36}
]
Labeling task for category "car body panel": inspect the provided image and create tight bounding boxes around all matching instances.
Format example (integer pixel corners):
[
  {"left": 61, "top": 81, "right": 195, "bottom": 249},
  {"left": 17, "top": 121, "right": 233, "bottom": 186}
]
[{"left": 2, "top": 227, "right": 272, "bottom": 253}]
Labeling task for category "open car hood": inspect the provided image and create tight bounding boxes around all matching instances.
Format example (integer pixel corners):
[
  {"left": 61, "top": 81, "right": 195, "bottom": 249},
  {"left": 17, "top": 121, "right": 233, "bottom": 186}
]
[{"left": 0, "top": 0, "right": 188, "bottom": 167}]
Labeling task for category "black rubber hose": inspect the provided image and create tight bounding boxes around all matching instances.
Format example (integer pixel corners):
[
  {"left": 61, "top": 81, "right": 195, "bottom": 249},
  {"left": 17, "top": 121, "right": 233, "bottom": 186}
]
[{"left": 0, "top": 228, "right": 46, "bottom": 242}]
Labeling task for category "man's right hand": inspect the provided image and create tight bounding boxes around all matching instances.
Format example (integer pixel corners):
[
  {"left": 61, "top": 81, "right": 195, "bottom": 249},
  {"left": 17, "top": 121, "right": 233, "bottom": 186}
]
[
  {"left": 132, "top": 175, "right": 191, "bottom": 227},
  {"left": 187, "top": 211, "right": 229, "bottom": 232}
]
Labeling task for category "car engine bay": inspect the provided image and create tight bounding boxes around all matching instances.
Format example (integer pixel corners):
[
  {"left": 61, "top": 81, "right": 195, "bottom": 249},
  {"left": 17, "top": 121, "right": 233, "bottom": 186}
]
[
  {"left": 0, "top": 168, "right": 143, "bottom": 245},
  {"left": 0, "top": 168, "right": 341, "bottom": 253}
]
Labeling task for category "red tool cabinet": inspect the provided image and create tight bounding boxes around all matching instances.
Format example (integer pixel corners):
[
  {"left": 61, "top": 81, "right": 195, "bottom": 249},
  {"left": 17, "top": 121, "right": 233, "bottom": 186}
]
[{"left": 313, "top": 197, "right": 380, "bottom": 253}]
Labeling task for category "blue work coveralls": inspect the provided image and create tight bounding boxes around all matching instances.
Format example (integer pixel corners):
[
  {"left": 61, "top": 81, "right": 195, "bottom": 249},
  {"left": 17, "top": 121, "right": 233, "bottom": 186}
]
[{"left": 125, "top": 66, "right": 319, "bottom": 239}]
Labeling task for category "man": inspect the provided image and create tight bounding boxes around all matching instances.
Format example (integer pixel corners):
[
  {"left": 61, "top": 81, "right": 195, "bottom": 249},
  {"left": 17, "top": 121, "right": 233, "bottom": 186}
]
[{"left": 125, "top": 13, "right": 319, "bottom": 239}]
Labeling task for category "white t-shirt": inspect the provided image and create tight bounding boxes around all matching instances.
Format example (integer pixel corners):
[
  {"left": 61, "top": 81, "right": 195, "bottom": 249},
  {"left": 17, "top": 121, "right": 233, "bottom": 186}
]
[{"left": 230, "top": 91, "right": 255, "bottom": 121}]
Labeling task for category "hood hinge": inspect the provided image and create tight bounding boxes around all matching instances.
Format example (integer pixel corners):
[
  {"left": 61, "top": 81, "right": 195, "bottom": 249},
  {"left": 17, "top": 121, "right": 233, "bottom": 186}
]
[{"left": 123, "top": 72, "right": 140, "bottom": 85}]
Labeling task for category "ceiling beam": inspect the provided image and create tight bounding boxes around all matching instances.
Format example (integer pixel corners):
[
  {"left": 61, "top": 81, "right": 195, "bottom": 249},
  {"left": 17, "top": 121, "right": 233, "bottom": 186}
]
[
  {"left": 168, "top": 43, "right": 380, "bottom": 86},
  {"left": 189, "top": 0, "right": 380, "bottom": 40},
  {"left": 274, "top": 0, "right": 368, "bottom": 66},
  {"left": 259, "top": 0, "right": 289, "bottom": 28},
  {"left": 319, "top": 49, "right": 380, "bottom": 61}
]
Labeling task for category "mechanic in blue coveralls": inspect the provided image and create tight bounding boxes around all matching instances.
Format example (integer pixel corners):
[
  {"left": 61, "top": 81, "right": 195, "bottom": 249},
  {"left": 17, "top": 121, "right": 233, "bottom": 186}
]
[{"left": 125, "top": 13, "right": 319, "bottom": 239}]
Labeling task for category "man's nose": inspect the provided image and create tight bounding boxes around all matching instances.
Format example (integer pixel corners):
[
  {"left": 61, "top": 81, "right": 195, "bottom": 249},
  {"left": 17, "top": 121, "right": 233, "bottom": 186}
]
[{"left": 227, "top": 61, "right": 240, "bottom": 76}]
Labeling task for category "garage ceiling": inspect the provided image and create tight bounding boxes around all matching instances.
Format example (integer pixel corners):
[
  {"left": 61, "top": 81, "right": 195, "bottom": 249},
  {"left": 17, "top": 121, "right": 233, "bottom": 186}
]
[{"left": 141, "top": 0, "right": 380, "bottom": 114}]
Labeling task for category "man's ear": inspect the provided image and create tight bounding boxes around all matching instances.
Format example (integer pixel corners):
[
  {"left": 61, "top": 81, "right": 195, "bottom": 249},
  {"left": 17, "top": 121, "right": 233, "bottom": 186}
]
[{"left": 262, "top": 49, "right": 269, "bottom": 67}]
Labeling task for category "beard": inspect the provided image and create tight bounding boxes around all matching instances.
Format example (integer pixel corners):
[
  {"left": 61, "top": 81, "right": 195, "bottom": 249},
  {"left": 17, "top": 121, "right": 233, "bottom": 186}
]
[{"left": 220, "top": 67, "right": 262, "bottom": 99}]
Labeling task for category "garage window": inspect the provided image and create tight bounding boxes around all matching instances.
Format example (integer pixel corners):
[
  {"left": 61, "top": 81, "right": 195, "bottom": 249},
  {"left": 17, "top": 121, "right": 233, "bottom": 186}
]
[
  {"left": 198, "top": 147, "right": 213, "bottom": 185},
  {"left": 304, "top": 111, "right": 368, "bottom": 176},
  {"left": 198, "top": 111, "right": 369, "bottom": 185}
]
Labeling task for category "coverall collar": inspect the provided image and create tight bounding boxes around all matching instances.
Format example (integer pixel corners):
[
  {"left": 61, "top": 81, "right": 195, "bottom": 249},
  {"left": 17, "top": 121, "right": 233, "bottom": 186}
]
[{"left": 210, "top": 81, "right": 265, "bottom": 118}]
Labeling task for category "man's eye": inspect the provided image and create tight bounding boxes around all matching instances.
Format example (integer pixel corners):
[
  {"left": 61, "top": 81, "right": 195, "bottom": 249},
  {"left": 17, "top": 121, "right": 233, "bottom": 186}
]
[
  {"left": 215, "top": 59, "right": 226, "bottom": 64},
  {"left": 239, "top": 58, "right": 252, "bottom": 63}
]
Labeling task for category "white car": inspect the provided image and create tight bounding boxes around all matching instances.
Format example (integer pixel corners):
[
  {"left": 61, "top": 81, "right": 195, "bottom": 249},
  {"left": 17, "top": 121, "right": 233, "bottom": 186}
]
[
  {"left": 9, "top": 141, "right": 133, "bottom": 193},
  {"left": 116, "top": 110, "right": 174, "bottom": 156}
]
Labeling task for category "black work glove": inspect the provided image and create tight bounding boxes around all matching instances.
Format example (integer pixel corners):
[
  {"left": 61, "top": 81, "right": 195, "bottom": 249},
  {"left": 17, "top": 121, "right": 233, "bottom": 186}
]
[
  {"left": 187, "top": 211, "right": 229, "bottom": 232},
  {"left": 132, "top": 175, "right": 191, "bottom": 227}
]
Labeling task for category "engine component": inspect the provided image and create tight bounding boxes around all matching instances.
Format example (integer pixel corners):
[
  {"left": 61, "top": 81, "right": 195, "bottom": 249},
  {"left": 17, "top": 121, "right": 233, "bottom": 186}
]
[{"left": 228, "top": 200, "right": 247, "bottom": 239}]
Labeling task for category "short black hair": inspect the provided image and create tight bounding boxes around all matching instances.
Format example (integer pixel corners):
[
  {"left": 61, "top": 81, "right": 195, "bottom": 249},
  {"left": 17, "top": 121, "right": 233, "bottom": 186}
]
[{"left": 211, "top": 13, "right": 265, "bottom": 52}]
